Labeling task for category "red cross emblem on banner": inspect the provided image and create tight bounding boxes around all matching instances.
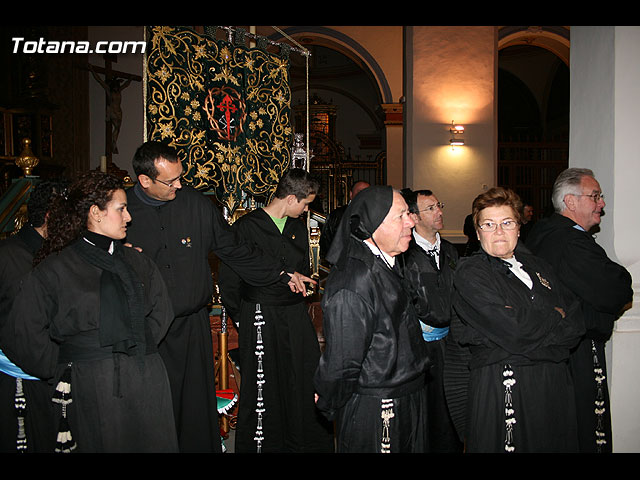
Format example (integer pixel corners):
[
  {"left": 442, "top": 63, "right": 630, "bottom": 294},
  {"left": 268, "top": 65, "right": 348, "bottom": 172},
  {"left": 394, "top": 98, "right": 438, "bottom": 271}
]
[
  {"left": 204, "top": 87, "right": 246, "bottom": 142},
  {"left": 217, "top": 94, "right": 237, "bottom": 140}
]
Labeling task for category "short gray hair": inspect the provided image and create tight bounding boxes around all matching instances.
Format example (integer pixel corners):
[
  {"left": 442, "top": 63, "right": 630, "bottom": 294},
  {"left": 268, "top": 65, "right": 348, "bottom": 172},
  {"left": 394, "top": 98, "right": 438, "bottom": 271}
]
[{"left": 551, "top": 167, "right": 595, "bottom": 213}]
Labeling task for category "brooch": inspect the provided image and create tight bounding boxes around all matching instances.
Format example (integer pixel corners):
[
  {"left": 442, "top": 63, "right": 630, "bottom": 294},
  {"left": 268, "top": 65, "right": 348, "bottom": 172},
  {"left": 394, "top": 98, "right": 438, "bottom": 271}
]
[
  {"left": 536, "top": 272, "right": 551, "bottom": 289},
  {"left": 181, "top": 236, "right": 192, "bottom": 248}
]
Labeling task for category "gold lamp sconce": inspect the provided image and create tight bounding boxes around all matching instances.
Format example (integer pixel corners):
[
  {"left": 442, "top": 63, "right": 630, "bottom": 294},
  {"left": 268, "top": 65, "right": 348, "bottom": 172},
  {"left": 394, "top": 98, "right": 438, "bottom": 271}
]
[{"left": 449, "top": 121, "right": 465, "bottom": 149}]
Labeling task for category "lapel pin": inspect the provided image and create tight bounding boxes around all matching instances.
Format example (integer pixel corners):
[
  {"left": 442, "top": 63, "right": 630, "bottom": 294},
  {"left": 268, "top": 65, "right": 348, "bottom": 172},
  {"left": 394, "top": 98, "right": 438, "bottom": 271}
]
[{"left": 536, "top": 272, "right": 551, "bottom": 289}]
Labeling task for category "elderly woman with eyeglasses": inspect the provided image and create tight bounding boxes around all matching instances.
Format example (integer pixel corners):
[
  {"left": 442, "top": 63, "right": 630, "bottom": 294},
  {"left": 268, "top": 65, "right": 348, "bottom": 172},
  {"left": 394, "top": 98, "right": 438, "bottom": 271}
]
[{"left": 444, "top": 187, "right": 585, "bottom": 453}]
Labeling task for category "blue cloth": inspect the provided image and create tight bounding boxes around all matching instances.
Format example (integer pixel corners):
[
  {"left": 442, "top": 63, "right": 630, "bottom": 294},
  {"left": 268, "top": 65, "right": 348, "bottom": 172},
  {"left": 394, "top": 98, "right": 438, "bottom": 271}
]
[
  {"left": 0, "top": 349, "right": 40, "bottom": 380},
  {"left": 419, "top": 322, "right": 449, "bottom": 342}
]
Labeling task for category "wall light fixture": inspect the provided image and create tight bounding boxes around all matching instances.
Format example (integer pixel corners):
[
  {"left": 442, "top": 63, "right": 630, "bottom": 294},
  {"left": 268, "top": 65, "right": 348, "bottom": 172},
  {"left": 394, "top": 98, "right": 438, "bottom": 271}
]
[{"left": 449, "top": 121, "right": 465, "bottom": 148}]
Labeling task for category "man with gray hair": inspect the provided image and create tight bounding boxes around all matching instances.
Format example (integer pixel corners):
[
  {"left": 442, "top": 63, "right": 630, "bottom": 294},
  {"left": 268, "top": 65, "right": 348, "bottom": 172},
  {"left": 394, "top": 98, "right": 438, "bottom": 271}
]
[{"left": 527, "top": 167, "right": 632, "bottom": 453}]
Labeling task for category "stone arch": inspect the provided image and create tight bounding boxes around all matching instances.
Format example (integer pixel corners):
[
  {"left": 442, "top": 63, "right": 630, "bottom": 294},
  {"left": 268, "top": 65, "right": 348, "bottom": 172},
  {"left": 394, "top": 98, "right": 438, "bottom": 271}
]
[
  {"left": 267, "top": 26, "right": 393, "bottom": 104},
  {"left": 498, "top": 26, "right": 570, "bottom": 65}
]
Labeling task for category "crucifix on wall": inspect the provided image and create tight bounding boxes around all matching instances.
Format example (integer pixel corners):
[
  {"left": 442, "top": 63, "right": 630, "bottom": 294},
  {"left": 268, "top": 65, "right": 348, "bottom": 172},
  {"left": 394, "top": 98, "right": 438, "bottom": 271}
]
[{"left": 88, "top": 53, "right": 142, "bottom": 167}]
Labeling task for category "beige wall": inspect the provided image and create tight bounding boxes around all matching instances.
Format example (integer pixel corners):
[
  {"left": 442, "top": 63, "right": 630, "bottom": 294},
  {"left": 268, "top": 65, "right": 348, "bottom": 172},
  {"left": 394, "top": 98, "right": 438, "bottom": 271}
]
[{"left": 405, "top": 26, "right": 498, "bottom": 243}]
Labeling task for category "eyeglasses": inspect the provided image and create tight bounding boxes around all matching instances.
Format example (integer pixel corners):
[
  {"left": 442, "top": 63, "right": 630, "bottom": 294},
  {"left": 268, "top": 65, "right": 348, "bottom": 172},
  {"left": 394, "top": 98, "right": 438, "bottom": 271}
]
[
  {"left": 416, "top": 202, "right": 444, "bottom": 214},
  {"left": 154, "top": 174, "right": 183, "bottom": 188},
  {"left": 575, "top": 193, "right": 604, "bottom": 202},
  {"left": 478, "top": 220, "right": 518, "bottom": 232}
]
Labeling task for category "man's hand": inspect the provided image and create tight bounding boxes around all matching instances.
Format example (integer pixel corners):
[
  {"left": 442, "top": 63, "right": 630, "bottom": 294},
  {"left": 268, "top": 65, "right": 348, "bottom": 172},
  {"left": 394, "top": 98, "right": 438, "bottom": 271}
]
[
  {"left": 554, "top": 306, "right": 566, "bottom": 318},
  {"left": 123, "top": 242, "right": 143, "bottom": 253},
  {"left": 287, "top": 271, "right": 317, "bottom": 295}
]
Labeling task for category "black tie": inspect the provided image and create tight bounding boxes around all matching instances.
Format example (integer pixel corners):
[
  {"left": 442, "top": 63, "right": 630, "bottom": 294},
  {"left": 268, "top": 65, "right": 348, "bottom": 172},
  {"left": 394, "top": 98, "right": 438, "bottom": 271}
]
[{"left": 427, "top": 248, "right": 439, "bottom": 270}]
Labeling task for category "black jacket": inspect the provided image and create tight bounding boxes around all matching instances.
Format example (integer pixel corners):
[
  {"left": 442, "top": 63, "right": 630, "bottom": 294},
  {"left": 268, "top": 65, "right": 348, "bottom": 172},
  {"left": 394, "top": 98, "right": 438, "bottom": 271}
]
[
  {"left": 400, "top": 236, "right": 458, "bottom": 328},
  {"left": 526, "top": 213, "right": 632, "bottom": 341},
  {"left": 125, "top": 184, "right": 287, "bottom": 318},
  {"left": 2, "top": 239, "right": 174, "bottom": 380},
  {"left": 218, "top": 208, "right": 310, "bottom": 319},
  {"left": 0, "top": 225, "right": 43, "bottom": 331},
  {"left": 314, "top": 238, "right": 430, "bottom": 420},
  {"left": 444, "top": 248, "right": 585, "bottom": 438},
  {"left": 452, "top": 249, "right": 584, "bottom": 368}
]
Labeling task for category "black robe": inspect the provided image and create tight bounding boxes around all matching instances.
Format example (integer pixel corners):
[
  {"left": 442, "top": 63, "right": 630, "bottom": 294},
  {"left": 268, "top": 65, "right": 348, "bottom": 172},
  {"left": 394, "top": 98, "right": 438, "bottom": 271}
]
[
  {"left": 315, "top": 239, "right": 430, "bottom": 453},
  {"left": 319, "top": 204, "right": 347, "bottom": 261},
  {"left": 526, "top": 213, "right": 633, "bottom": 453},
  {"left": 400, "top": 235, "right": 463, "bottom": 453},
  {"left": 125, "top": 184, "right": 287, "bottom": 453},
  {"left": 219, "top": 208, "right": 334, "bottom": 453},
  {"left": 2, "top": 238, "right": 177, "bottom": 453},
  {"left": 0, "top": 225, "right": 56, "bottom": 453},
  {"left": 448, "top": 249, "right": 584, "bottom": 452}
]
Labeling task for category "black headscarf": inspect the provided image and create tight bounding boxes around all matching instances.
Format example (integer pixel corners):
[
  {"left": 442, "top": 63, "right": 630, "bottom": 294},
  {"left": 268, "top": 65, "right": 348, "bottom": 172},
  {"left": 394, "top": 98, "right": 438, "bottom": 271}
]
[{"left": 325, "top": 185, "right": 394, "bottom": 267}]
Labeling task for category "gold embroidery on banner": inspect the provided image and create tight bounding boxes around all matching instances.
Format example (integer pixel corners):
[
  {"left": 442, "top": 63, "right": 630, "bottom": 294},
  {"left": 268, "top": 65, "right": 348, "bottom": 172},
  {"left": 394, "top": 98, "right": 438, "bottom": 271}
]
[{"left": 146, "top": 26, "right": 293, "bottom": 212}]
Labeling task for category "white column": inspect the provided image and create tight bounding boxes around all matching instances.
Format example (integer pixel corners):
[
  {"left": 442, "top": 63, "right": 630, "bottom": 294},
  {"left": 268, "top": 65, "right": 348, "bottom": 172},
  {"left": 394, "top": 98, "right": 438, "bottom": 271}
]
[{"left": 570, "top": 26, "right": 640, "bottom": 452}]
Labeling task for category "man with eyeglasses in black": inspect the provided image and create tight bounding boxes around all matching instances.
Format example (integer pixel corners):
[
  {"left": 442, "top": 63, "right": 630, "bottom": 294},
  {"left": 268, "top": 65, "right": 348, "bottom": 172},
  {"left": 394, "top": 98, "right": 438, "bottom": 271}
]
[
  {"left": 125, "top": 141, "right": 315, "bottom": 453},
  {"left": 527, "top": 167, "right": 632, "bottom": 453},
  {"left": 399, "top": 188, "right": 463, "bottom": 453}
]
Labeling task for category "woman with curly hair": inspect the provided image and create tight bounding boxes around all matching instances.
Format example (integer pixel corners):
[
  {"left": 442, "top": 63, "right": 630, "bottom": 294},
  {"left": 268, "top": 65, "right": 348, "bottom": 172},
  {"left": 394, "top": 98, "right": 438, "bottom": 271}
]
[
  {"left": 2, "top": 171, "right": 178, "bottom": 452},
  {"left": 445, "top": 187, "right": 585, "bottom": 453}
]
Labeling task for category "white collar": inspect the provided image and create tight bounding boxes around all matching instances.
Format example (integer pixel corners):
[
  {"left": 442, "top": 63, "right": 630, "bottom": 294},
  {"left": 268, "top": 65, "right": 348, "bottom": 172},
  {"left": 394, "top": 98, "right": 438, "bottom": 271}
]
[
  {"left": 364, "top": 239, "right": 396, "bottom": 268},
  {"left": 82, "top": 236, "right": 115, "bottom": 255},
  {"left": 413, "top": 230, "right": 440, "bottom": 253},
  {"left": 502, "top": 254, "right": 533, "bottom": 289}
]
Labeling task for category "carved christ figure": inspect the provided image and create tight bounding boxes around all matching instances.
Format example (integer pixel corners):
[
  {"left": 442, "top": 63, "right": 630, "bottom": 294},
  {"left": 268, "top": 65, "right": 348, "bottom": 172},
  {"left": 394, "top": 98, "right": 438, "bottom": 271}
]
[{"left": 89, "top": 64, "right": 132, "bottom": 155}]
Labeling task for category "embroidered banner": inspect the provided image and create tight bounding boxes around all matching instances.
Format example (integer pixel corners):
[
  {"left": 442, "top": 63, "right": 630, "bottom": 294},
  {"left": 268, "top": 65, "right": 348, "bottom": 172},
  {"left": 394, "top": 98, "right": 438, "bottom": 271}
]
[{"left": 145, "top": 26, "right": 293, "bottom": 212}]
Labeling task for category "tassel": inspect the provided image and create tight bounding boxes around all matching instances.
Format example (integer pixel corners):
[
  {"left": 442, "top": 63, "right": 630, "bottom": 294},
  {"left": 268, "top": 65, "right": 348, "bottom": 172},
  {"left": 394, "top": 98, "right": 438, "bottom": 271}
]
[
  {"left": 591, "top": 341, "right": 607, "bottom": 452},
  {"left": 503, "top": 364, "right": 517, "bottom": 453},
  {"left": 380, "top": 399, "right": 395, "bottom": 453},
  {"left": 253, "top": 304, "right": 265, "bottom": 453},
  {"left": 52, "top": 363, "right": 77, "bottom": 453},
  {"left": 55, "top": 417, "right": 77, "bottom": 453},
  {"left": 15, "top": 378, "right": 27, "bottom": 452}
]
